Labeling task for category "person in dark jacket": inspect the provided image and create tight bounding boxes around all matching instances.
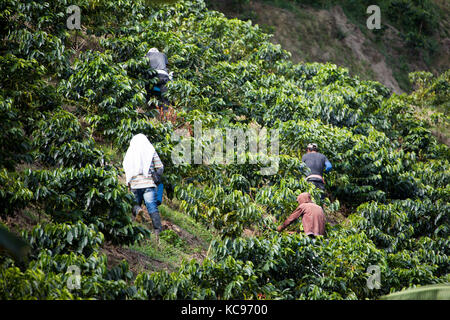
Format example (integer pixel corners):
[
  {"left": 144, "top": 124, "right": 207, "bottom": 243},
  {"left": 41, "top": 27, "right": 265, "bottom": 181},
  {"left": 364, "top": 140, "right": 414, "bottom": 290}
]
[
  {"left": 277, "top": 192, "right": 325, "bottom": 237},
  {"left": 145, "top": 48, "right": 171, "bottom": 110},
  {"left": 302, "top": 143, "right": 332, "bottom": 199}
]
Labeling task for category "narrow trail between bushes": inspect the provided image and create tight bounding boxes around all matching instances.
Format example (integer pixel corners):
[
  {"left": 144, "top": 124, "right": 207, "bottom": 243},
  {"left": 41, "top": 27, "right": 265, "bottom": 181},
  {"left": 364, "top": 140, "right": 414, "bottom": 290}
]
[{"left": 100, "top": 203, "right": 214, "bottom": 275}]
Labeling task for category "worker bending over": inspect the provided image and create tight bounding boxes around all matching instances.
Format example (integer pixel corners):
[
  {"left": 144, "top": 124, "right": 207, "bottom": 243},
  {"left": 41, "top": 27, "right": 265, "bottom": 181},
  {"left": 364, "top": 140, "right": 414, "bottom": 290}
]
[{"left": 277, "top": 192, "right": 326, "bottom": 237}]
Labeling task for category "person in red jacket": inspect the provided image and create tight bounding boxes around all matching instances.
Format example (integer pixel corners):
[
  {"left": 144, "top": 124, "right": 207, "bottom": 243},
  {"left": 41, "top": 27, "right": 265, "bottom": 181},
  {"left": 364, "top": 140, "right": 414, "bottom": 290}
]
[{"left": 277, "top": 192, "right": 325, "bottom": 237}]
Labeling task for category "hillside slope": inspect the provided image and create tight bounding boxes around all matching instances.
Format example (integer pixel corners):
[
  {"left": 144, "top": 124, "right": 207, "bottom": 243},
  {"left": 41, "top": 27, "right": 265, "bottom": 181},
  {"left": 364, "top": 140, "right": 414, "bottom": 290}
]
[
  {"left": 1, "top": 0, "right": 449, "bottom": 300},
  {"left": 207, "top": 0, "right": 450, "bottom": 93}
]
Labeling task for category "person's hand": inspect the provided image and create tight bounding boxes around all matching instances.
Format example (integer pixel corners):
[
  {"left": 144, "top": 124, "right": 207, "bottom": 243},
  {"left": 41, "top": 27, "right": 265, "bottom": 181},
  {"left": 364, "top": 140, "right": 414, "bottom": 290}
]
[{"left": 276, "top": 225, "right": 283, "bottom": 232}]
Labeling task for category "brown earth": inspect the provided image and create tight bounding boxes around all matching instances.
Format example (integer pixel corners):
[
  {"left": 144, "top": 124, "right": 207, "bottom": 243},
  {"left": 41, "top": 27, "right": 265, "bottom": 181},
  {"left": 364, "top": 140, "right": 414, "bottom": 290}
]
[
  {"left": 101, "top": 241, "right": 171, "bottom": 274},
  {"left": 137, "top": 207, "right": 208, "bottom": 252},
  {"left": 209, "top": 0, "right": 449, "bottom": 94},
  {"left": 2, "top": 206, "right": 208, "bottom": 275},
  {"left": 0, "top": 208, "right": 43, "bottom": 235},
  {"left": 250, "top": 1, "right": 404, "bottom": 92}
]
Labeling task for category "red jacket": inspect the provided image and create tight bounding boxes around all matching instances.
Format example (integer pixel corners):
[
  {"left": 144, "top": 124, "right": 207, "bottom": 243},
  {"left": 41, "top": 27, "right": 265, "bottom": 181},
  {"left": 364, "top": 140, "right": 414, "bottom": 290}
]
[{"left": 278, "top": 192, "right": 325, "bottom": 236}]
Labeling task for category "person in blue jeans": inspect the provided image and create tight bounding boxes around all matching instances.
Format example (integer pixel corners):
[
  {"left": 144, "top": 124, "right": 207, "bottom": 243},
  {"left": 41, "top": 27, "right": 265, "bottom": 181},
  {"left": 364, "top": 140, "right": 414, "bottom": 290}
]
[
  {"left": 131, "top": 187, "right": 161, "bottom": 228},
  {"left": 123, "top": 134, "right": 164, "bottom": 238}
]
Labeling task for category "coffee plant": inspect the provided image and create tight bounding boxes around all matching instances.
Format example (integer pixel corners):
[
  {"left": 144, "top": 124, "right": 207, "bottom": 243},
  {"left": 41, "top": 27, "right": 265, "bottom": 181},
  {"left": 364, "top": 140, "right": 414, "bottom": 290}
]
[
  {"left": 23, "top": 165, "right": 150, "bottom": 245},
  {"left": 32, "top": 109, "right": 106, "bottom": 168},
  {"left": 0, "top": 0, "right": 448, "bottom": 300},
  {"left": 24, "top": 221, "right": 104, "bottom": 257}
]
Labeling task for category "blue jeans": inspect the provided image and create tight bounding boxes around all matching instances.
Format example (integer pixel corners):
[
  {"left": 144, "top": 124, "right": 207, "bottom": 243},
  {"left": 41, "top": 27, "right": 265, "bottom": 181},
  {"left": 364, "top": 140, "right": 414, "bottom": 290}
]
[{"left": 132, "top": 187, "right": 162, "bottom": 233}]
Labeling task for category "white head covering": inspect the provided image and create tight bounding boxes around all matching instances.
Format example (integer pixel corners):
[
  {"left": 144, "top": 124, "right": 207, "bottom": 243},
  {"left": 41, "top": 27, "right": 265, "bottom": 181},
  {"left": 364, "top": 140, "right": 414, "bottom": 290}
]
[
  {"left": 148, "top": 48, "right": 159, "bottom": 53},
  {"left": 122, "top": 134, "right": 156, "bottom": 184}
]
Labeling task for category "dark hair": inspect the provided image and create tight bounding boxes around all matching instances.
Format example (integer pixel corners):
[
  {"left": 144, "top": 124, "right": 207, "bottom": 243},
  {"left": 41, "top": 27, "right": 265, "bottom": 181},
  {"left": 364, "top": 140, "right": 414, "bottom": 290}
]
[{"left": 307, "top": 143, "right": 318, "bottom": 152}]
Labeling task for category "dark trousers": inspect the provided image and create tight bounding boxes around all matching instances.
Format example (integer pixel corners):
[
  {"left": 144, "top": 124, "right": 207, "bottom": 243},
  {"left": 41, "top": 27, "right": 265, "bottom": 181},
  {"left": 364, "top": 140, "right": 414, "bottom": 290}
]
[
  {"left": 156, "top": 74, "right": 169, "bottom": 95},
  {"left": 145, "top": 74, "right": 170, "bottom": 111},
  {"left": 156, "top": 74, "right": 169, "bottom": 111},
  {"left": 308, "top": 179, "right": 325, "bottom": 200}
]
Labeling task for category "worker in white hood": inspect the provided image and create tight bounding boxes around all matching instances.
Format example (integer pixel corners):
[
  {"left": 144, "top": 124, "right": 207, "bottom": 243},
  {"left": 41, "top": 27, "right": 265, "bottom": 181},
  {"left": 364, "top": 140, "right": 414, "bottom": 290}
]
[{"left": 123, "top": 133, "right": 164, "bottom": 238}]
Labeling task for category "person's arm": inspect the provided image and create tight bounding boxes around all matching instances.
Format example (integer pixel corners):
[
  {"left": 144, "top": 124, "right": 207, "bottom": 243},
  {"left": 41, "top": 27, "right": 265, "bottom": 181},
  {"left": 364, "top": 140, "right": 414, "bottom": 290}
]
[
  {"left": 323, "top": 155, "right": 332, "bottom": 174},
  {"left": 152, "top": 152, "right": 164, "bottom": 182},
  {"left": 277, "top": 206, "right": 304, "bottom": 232},
  {"left": 164, "top": 53, "right": 168, "bottom": 69},
  {"left": 155, "top": 166, "right": 164, "bottom": 179},
  {"left": 324, "top": 159, "right": 332, "bottom": 173}
]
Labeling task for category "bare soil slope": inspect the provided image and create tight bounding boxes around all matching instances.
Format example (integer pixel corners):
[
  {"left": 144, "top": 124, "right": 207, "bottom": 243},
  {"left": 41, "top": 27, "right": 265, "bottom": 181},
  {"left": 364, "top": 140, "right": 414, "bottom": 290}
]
[{"left": 208, "top": 0, "right": 450, "bottom": 94}]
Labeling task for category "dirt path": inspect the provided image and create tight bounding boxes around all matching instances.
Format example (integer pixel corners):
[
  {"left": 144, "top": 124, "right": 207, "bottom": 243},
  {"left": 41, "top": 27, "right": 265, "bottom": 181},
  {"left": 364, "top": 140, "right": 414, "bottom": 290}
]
[
  {"left": 101, "top": 242, "right": 171, "bottom": 274},
  {"left": 101, "top": 211, "right": 209, "bottom": 275}
]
